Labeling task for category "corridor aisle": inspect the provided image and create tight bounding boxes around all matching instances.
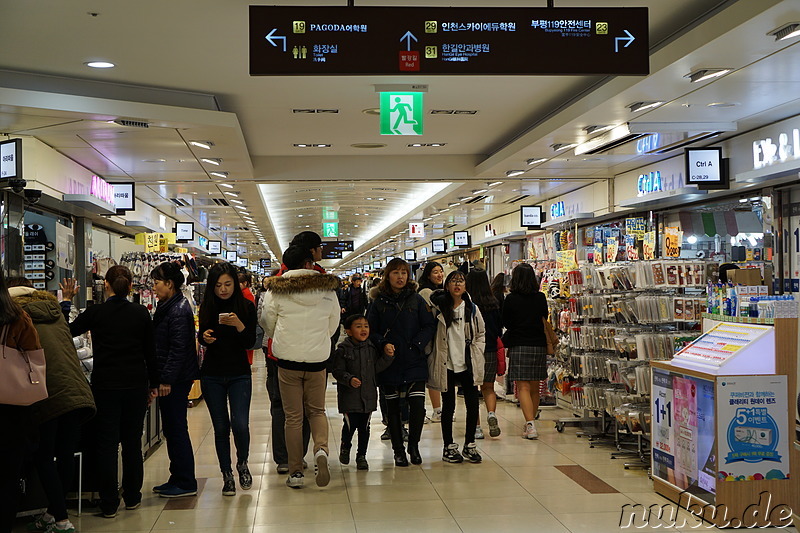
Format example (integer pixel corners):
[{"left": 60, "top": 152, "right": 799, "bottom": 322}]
[{"left": 15, "top": 352, "right": 798, "bottom": 533}]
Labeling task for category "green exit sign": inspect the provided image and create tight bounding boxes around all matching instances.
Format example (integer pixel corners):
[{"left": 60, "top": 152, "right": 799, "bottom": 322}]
[
  {"left": 380, "top": 92, "right": 423, "bottom": 135},
  {"left": 323, "top": 222, "right": 339, "bottom": 237}
]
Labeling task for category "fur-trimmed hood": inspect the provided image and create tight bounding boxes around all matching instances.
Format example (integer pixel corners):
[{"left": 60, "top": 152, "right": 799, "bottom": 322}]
[
  {"left": 268, "top": 269, "right": 340, "bottom": 295},
  {"left": 9, "top": 287, "right": 63, "bottom": 324},
  {"left": 369, "top": 280, "right": 418, "bottom": 301}
]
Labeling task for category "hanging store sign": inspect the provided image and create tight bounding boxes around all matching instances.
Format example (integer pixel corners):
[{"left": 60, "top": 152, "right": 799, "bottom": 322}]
[
  {"left": 208, "top": 240, "right": 221, "bottom": 255},
  {"left": 520, "top": 205, "right": 544, "bottom": 228},
  {"left": 381, "top": 92, "right": 424, "bottom": 135},
  {"left": 752, "top": 128, "right": 800, "bottom": 170},
  {"left": 685, "top": 147, "right": 729, "bottom": 190},
  {"left": 409, "top": 222, "right": 425, "bottom": 238},
  {"left": 0, "top": 138, "right": 22, "bottom": 180},
  {"left": 249, "top": 6, "right": 649, "bottom": 75},
  {"left": 109, "top": 182, "right": 135, "bottom": 213}
]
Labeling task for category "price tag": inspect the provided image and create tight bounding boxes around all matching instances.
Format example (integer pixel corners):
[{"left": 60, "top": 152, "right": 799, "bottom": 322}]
[
  {"left": 625, "top": 234, "right": 639, "bottom": 261},
  {"left": 556, "top": 249, "right": 578, "bottom": 272},
  {"left": 643, "top": 231, "right": 656, "bottom": 260},
  {"left": 593, "top": 242, "right": 604, "bottom": 265},
  {"left": 664, "top": 227, "right": 682, "bottom": 258},
  {"left": 606, "top": 237, "right": 618, "bottom": 263}
]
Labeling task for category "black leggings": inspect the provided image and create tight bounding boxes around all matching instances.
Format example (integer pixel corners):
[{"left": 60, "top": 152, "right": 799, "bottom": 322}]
[
  {"left": 441, "top": 369, "right": 479, "bottom": 446},
  {"left": 341, "top": 413, "right": 370, "bottom": 456},
  {"left": 34, "top": 410, "right": 82, "bottom": 521},
  {"left": 381, "top": 381, "right": 426, "bottom": 453}
]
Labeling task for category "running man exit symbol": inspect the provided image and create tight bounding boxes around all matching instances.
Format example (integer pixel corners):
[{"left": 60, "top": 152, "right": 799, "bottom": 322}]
[{"left": 380, "top": 92, "right": 424, "bottom": 135}]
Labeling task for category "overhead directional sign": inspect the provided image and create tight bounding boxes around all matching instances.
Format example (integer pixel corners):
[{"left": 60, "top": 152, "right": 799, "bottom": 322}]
[{"left": 249, "top": 6, "right": 649, "bottom": 75}]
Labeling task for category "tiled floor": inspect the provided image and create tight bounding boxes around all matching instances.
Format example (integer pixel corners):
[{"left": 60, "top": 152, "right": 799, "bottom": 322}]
[{"left": 12, "top": 355, "right": 799, "bottom": 532}]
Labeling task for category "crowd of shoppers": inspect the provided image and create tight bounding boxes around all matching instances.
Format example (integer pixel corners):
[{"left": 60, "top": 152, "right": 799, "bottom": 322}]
[{"left": 2, "top": 226, "right": 551, "bottom": 529}]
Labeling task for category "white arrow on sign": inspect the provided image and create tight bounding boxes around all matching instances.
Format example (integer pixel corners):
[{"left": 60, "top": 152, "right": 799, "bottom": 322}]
[
  {"left": 400, "top": 31, "right": 418, "bottom": 51},
  {"left": 266, "top": 28, "right": 287, "bottom": 52},
  {"left": 614, "top": 29, "right": 635, "bottom": 52}
]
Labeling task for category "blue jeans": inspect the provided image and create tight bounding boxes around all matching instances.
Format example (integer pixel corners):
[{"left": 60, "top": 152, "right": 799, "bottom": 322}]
[
  {"left": 201, "top": 375, "right": 252, "bottom": 473},
  {"left": 159, "top": 380, "right": 197, "bottom": 490}
]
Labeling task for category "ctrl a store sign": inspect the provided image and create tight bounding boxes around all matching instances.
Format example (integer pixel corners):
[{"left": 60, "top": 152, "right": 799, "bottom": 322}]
[{"left": 380, "top": 92, "right": 423, "bottom": 135}]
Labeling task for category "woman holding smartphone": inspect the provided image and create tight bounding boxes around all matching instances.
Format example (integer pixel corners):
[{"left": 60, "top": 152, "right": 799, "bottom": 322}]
[{"left": 198, "top": 263, "right": 257, "bottom": 496}]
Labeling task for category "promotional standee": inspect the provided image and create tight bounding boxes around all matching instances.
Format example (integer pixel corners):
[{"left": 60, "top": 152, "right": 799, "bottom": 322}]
[{"left": 650, "top": 315, "right": 798, "bottom": 528}]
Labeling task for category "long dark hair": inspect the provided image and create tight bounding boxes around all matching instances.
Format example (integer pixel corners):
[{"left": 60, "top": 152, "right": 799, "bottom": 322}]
[
  {"left": 509, "top": 263, "right": 539, "bottom": 295},
  {"left": 466, "top": 269, "right": 499, "bottom": 312},
  {"left": 151, "top": 262, "right": 185, "bottom": 291},
  {"left": 439, "top": 270, "right": 472, "bottom": 328},
  {"left": 106, "top": 265, "right": 133, "bottom": 298},
  {"left": 418, "top": 261, "right": 444, "bottom": 292},
  {"left": 0, "top": 269, "right": 24, "bottom": 325},
  {"left": 490, "top": 273, "right": 506, "bottom": 304},
  {"left": 199, "top": 262, "right": 248, "bottom": 325},
  {"left": 377, "top": 258, "right": 412, "bottom": 295}
]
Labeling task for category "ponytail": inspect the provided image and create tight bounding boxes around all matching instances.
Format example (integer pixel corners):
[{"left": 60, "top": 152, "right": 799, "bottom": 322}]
[{"left": 106, "top": 265, "right": 133, "bottom": 298}]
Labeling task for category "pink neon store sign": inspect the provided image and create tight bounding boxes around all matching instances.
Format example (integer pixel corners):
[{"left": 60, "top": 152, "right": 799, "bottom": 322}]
[{"left": 90, "top": 175, "right": 114, "bottom": 204}]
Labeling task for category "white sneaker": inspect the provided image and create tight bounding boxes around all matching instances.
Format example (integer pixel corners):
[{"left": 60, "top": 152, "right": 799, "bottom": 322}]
[
  {"left": 314, "top": 449, "right": 330, "bottom": 487},
  {"left": 286, "top": 472, "right": 304, "bottom": 489},
  {"left": 474, "top": 426, "right": 485, "bottom": 440},
  {"left": 523, "top": 423, "right": 539, "bottom": 440},
  {"left": 430, "top": 408, "right": 442, "bottom": 423},
  {"left": 487, "top": 413, "right": 501, "bottom": 437}
]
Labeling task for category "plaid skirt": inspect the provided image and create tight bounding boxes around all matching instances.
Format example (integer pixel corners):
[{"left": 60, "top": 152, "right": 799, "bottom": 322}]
[
  {"left": 483, "top": 350, "right": 498, "bottom": 383},
  {"left": 507, "top": 345, "right": 548, "bottom": 382}
]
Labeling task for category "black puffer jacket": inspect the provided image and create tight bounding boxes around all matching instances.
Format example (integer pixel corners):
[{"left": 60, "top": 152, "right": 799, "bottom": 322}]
[
  {"left": 367, "top": 281, "right": 436, "bottom": 386},
  {"left": 153, "top": 293, "right": 200, "bottom": 385},
  {"left": 331, "top": 336, "right": 393, "bottom": 413}
]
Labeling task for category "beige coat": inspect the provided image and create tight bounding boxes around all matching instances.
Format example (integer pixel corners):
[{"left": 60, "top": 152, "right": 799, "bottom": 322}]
[{"left": 426, "top": 295, "right": 486, "bottom": 391}]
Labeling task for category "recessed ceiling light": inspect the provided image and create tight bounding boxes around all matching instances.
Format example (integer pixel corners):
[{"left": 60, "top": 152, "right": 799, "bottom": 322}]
[
  {"left": 489, "top": 181, "right": 503, "bottom": 187},
  {"left": 767, "top": 22, "right": 800, "bottom": 41},
  {"left": 157, "top": 180, "right": 167, "bottom": 184},
  {"left": 142, "top": 159, "right": 166, "bottom": 163},
  {"left": 506, "top": 170, "right": 525, "bottom": 177},
  {"left": 231, "top": 199, "right": 243, "bottom": 204},
  {"left": 448, "top": 202, "right": 461, "bottom": 207},
  {"left": 584, "top": 125, "right": 614, "bottom": 135},
  {"left": 409, "top": 143, "right": 424, "bottom": 147},
  {"left": 298, "top": 214, "right": 304, "bottom": 217},
  {"left": 627, "top": 101, "right": 664, "bottom": 113},
  {"left": 201, "top": 158, "right": 222, "bottom": 165},
  {"left": 550, "top": 143, "right": 577, "bottom": 152},
  {"left": 218, "top": 182, "right": 233, "bottom": 188},
  {"left": 707, "top": 102, "right": 740, "bottom": 108},
  {"left": 350, "top": 142, "right": 389, "bottom": 150},
  {"left": 85, "top": 61, "right": 115, "bottom": 69},
  {"left": 526, "top": 158, "right": 548, "bottom": 166},
  {"left": 210, "top": 172, "right": 229, "bottom": 179},
  {"left": 189, "top": 141, "right": 214, "bottom": 149},
  {"left": 224, "top": 192, "right": 238, "bottom": 197},
  {"left": 362, "top": 108, "right": 381, "bottom": 115},
  {"left": 377, "top": 198, "right": 385, "bottom": 201},
  {"left": 354, "top": 224, "right": 359, "bottom": 227},
  {"left": 472, "top": 189, "right": 488, "bottom": 194},
  {"left": 428, "top": 143, "right": 447, "bottom": 147},
  {"left": 685, "top": 68, "right": 732, "bottom": 83}
]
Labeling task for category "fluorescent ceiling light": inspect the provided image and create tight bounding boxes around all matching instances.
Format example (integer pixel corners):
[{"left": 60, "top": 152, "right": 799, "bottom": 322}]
[
  {"left": 85, "top": 61, "right": 115, "bottom": 68},
  {"left": 189, "top": 141, "right": 214, "bottom": 149},
  {"left": 224, "top": 192, "right": 238, "bottom": 196},
  {"left": 201, "top": 158, "right": 222, "bottom": 165},
  {"left": 472, "top": 188, "right": 488, "bottom": 194},
  {"left": 506, "top": 170, "right": 525, "bottom": 177},
  {"left": 489, "top": 181, "right": 503, "bottom": 187},
  {"left": 211, "top": 172, "right": 229, "bottom": 179},
  {"left": 767, "top": 22, "right": 800, "bottom": 41},
  {"left": 685, "top": 68, "right": 732, "bottom": 83},
  {"left": 448, "top": 202, "right": 461, "bottom": 207},
  {"left": 231, "top": 199, "right": 243, "bottom": 204},
  {"left": 526, "top": 158, "right": 547, "bottom": 166},
  {"left": 627, "top": 101, "right": 664, "bottom": 113},
  {"left": 550, "top": 143, "right": 577, "bottom": 152}
]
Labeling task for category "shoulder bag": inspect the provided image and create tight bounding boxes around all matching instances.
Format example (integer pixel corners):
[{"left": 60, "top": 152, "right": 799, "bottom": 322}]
[
  {"left": 542, "top": 317, "right": 559, "bottom": 356},
  {"left": 0, "top": 323, "right": 48, "bottom": 406}
]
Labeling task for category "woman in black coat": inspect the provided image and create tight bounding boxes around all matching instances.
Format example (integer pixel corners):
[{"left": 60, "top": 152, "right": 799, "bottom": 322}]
[
  {"left": 150, "top": 262, "right": 200, "bottom": 498},
  {"left": 367, "top": 258, "right": 436, "bottom": 467},
  {"left": 501, "top": 264, "right": 548, "bottom": 440}
]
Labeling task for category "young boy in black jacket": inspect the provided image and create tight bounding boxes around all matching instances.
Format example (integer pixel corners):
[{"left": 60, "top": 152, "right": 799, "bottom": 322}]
[{"left": 331, "top": 315, "right": 394, "bottom": 470}]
